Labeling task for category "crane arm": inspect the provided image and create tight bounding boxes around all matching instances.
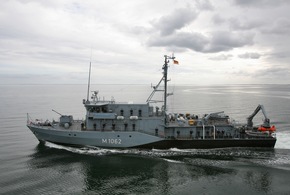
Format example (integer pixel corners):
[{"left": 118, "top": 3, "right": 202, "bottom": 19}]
[{"left": 247, "top": 104, "right": 270, "bottom": 128}]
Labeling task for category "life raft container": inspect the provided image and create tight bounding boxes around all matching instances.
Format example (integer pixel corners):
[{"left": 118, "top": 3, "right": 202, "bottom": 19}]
[{"left": 258, "top": 125, "right": 276, "bottom": 132}]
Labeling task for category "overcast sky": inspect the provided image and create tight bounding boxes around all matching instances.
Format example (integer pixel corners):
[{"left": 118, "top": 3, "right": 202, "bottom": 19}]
[{"left": 1, "top": 0, "right": 290, "bottom": 85}]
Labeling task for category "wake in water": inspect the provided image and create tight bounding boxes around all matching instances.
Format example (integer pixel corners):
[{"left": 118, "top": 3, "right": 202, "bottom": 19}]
[
  {"left": 44, "top": 141, "right": 214, "bottom": 157},
  {"left": 44, "top": 141, "right": 290, "bottom": 169},
  {"left": 275, "top": 131, "right": 290, "bottom": 149},
  {"left": 45, "top": 142, "right": 131, "bottom": 156}
]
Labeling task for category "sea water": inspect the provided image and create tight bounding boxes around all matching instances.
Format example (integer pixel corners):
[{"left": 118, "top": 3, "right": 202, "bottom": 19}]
[{"left": 0, "top": 84, "right": 290, "bottom": 194}]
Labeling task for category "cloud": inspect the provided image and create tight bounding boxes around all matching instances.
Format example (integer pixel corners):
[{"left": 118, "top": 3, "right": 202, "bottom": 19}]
[
  {"left": 254, "top": 67, "right": 290, "bottom": 78},
  {"left": 1, "top": 0, "right": 290, "bottom": 85},
  {"left": 148, "top": 30, "right": 255, "bottom": 53},
  {"left": 207, "top": 31, "right": 255, "bottom": 52},
  {"left": 261, "top": 18, "right": 290, "bottom": 34},
  {"left": 229, "top": 18, "right": 265, "bottom": 31},
  {"left": 233, "top": 0, "right": 288, "bottom": 7},
  {"left": 211, "top": 14, "right": 225, "bottom": 25},
  {"left": 231, "top": 66, "right": 290, "bottom": 79},
  {"left": 209, "top": 54, "right": 233, "bottom": 61},
  {"left": 151, "top": 7, "right": 199, "bottom": 36},
  {"left": 150, "top": 2, "right": 215, "bottom": 37},
  {"left": 238, "top": 52, "right": 262, "bottom": 59},
  {"left": 194, "top": 0, "right": 214, "bottom": 10},
  {"left": 147, "top": 32, "right": 208, "bottom": 52}
]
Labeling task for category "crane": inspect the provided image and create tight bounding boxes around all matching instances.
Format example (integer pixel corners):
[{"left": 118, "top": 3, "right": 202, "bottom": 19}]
[{"left": 247, "top": 104, "right": 270, "bottom": 128}]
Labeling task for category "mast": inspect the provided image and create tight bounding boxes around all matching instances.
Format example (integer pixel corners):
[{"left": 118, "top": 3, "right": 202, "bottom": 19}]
[
  {"left": 86, "top": 61, "right": 92, "bottom": 101},
  {"left": 163, "top": 55, "right": 169, "bottom": 115},
  {"left": 163, "top": 55, "right": 175, "bottom": 123},
  {"left": 147, "top": 54, "right": 176, "bottom": 125}
]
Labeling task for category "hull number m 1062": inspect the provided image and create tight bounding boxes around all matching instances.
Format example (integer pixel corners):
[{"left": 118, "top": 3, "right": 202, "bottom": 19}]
[{"left": 102, "top": 138, "right": 122, "bottom": 144}]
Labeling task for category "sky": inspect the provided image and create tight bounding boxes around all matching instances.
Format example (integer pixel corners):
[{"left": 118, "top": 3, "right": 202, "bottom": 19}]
[{"left": 1, "top": 0, "right": 290, "bottom": 85}]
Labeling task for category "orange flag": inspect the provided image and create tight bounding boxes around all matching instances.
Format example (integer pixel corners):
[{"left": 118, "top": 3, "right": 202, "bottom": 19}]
[{"left": 173, "top": 60, "right": 179, "bottom": 65}]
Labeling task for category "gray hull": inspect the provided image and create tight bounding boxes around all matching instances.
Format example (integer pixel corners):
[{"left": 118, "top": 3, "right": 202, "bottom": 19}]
[
  {"left": 28, "top": 125, "right": 276, "bottom": 149},
  {"left": 28, "top": 125, "right": 163, "bottom": 148}
]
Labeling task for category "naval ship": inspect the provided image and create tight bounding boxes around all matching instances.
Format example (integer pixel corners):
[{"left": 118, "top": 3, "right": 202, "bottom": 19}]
[{"left": 27, "top": 55, "right": 277, "bottom": 149}]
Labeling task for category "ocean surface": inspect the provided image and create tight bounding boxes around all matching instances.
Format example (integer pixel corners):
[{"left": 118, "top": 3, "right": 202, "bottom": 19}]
[{"left": 1, "top": 84, "right": 290, "bottom": 195}]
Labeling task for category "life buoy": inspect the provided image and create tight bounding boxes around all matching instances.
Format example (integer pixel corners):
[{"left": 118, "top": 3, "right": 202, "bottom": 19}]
[
  {"left": 270, "top": 125, "right": 276, "bottom": 132},
  {"left": 258, "top": 125, "right": 276, "bottom": 132}
]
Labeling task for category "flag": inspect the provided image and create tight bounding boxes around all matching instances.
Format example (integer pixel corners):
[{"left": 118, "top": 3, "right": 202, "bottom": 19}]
[{"left": 173, "top": 60, "right": 179, "bottom": 65}]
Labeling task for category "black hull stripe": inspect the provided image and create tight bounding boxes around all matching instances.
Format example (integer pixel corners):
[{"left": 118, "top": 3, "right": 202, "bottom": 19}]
[{"left": 132, "top": 139, "right": 277, "bottom": 149}]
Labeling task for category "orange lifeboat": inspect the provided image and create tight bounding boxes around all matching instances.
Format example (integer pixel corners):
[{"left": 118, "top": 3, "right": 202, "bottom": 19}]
[{"left": 258, "top": 125, "right": 276, "bottom": 132}]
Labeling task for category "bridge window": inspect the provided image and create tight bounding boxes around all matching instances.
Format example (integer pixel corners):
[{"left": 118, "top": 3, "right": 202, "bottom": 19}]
[
  {"left": 130, "top": 109, "right": 133, "bottom": 116},
  {"left": 120, "top": 109, "right": 124, "bottom": 116},
  {"left": 138, "top": 109, "right": 142, "bottom": 117}
]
